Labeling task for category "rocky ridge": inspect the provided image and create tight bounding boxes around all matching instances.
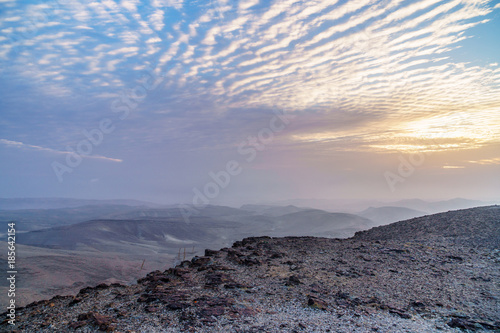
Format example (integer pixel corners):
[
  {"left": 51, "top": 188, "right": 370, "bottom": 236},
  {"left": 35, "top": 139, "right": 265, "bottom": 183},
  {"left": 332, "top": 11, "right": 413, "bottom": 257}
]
[{"left": 2, "top": 206, "right": 499, "bottom": 332}]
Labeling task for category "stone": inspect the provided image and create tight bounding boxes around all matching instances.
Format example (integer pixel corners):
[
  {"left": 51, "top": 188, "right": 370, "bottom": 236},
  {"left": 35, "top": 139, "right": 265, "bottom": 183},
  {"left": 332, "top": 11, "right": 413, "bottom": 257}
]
[
  {"left": 307, "top": 296, "right": 327, "bottom": 310},
  {"left": 285, "top": 275, "right": 302, "bottom": 286},
  {"left": 191, "top": 256, "right": 212, "bottom": 267},
  {"left": 76, "top": 312, "right": 115, "bottom": 331},
  {"left": 389, "top": 309, "right": 411, "bottom": 319},
  {"left": 205, "top": 249, "right": 219, "bottom": 257},
  {"left": 447, "top": 318, "right": 480, "bottom": 330}
]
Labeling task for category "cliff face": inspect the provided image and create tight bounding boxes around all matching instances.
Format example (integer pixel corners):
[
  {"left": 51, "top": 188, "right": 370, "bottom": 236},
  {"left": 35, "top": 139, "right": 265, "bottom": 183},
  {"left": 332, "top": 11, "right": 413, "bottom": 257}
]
[{"left": 3, "top": 206, "right": 500, "bottom": 332}]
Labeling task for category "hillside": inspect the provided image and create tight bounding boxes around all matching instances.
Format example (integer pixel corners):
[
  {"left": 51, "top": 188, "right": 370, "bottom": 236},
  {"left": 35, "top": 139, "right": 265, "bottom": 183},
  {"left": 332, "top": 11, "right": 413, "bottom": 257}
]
[
  {"left": 355, "top": 205, "right": 500, "bottom": 246},
  {"left": 4, "top": 205, "right": 375, "bottom": 307},
  {"left": 358, "top": 206, "right": 427, "bottom": 226},
  {"left": 5, "top": 206, "right": 499, "bottom": 332}
]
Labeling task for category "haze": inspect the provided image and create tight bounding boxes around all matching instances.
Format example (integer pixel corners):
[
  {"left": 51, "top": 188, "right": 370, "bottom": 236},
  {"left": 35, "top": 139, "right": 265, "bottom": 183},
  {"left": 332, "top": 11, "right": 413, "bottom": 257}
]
[{"left": 1, "top": 0, "right": 499, "bottom": 205}]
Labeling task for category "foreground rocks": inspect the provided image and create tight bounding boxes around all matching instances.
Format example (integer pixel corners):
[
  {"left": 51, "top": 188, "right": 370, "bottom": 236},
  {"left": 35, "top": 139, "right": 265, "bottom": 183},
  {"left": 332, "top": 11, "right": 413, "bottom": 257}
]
[{"left": 2, "top": 206, "right": 499, "bottom": 332}]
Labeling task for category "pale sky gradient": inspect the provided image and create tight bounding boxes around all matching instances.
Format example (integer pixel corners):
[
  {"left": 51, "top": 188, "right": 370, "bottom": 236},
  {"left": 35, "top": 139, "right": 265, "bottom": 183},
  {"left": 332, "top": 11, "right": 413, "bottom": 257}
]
[{"left": 0, "top": 0, "right": 499, "bottom": 205}]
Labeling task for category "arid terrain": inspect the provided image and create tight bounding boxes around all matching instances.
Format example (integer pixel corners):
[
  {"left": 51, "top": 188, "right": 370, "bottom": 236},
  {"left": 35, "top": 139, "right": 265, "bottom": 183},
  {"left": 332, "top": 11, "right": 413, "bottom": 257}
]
[
  {"left": 1, "top": 200, "right": 381, "bottom": 308},
  {"left": 3, "top": 205, "right": 499, "bottom": 332}
]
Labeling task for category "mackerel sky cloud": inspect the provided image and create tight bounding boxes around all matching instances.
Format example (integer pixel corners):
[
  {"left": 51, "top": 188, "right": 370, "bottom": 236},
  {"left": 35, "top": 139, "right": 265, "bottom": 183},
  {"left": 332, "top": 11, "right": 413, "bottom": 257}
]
[{"left": 0, "top": 0, "right": 499, "bottom": 203}]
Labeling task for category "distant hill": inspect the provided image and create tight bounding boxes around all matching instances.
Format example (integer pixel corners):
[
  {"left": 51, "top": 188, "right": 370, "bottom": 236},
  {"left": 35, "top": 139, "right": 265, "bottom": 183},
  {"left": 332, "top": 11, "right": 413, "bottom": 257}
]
[
  {"left": 0, "top": 197, "right": 161, "bottom": 210},
  {"left": 16, "top": 217, "right": 222, "bottom": 251},
  {"left": 16, "top": 205, "right": 374, "bottom": 252},
  {"left": 0, "top": 205, "right": 144, "bottom": 232},
  {"left": 274, "top": 209, "right": 374, "bottom": 238},
  {"left": 358, "top": 206, "right": 427, "bottom": 226},
  {"left": 389, "top": 198, "right": 496, "bottom": 214},
  {"left": 263, "top": 197, "right": 498, "bottom": 213},
  {"left": 240, "top": 204, "right": 306, "bottom": 216}
]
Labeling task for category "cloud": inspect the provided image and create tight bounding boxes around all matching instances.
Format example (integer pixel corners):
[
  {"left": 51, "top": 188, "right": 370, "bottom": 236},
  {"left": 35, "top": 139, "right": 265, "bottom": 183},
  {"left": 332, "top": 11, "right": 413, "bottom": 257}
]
[
  {"left": 468, "top": 158, "right": 500, "bottom": 165},
  {"left": 0, "top": 139, "right": 122, "bottom": 163},
  {"left": 157, "top": 0, "right": 183, "bottom": 10},
  {"left": 108, "top": 47, "right": 139, "bottom": 55},
  {"left": 0, "top": 0, "right": 499, "bottom": 156},
  {"left": 239, "top": 0, "right": 259, "bottom": 11},
  {"left": 149, "top": 9, "right": 164, "bottom": 31},
  {"left": 3, "top": 16, "right": 21, "bottom": 22},
  {"left": 120, "top": 0, "right": 139, "bottom": 13}
]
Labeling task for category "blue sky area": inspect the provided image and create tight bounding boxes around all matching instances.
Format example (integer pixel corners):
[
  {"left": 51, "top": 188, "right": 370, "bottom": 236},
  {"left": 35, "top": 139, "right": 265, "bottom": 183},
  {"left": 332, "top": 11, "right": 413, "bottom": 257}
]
[{"left": 0, "top": 0, "right": 499, "bottom": 205}]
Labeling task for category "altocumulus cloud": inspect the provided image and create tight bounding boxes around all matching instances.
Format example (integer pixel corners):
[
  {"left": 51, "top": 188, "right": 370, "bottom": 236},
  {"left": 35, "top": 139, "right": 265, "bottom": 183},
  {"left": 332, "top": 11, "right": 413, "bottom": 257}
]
[{"left": 0, "top": 0, "right": 499, "bottom": 154}]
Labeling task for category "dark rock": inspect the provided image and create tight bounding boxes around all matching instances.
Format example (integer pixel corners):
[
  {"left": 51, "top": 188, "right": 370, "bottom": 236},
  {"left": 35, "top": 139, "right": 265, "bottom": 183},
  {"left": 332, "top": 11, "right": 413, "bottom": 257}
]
[
  {"left": 336, "top": 292, "right": 350, "bottom": 299},
  {"left": 410, "top": 300, "right": 426, "bottom": 309},
  {"left": 224, "top": 282, "right": 248, "bottom": 289},
  {"left": 76, "top": 312, "right": 115, "bottom": 331},
  {"left": 307, "top": 296, "right": 327, "bottom": 310},
  {"left": 166, "top": 302, "right": 190, "bottom": 310},
  {"left": 231, "top": 304, "right": 258, "bottom": 316},
  {"left": 68, "top": 321, "right": 87, "bottom": 329},
  {"left": 198, "top": 306, "right": 225, "bottom": 317},
  {"left": 241, "top": 257, "right": 261, "bottom": 266},
  {"left": 205, "top": 273, "right": 233, "bottom": 288},
  {"left": 285, "top": 275, "right": 302, "bottom": 286},
  {"left": 270, "top": 252, "right": 284, "bottom": 259},
  {"left": 211, "top": 265, "right": 236, "bottom": 271},
  {"left": 240, "top": 236, "right": 271, "bottom": 247},
  {"left": 179, "top": 260, "right": 192, "bottom": 268},
  {"left": 95, "top": 283, "right": 110, "bottom": 290},
  {"left": 358, "top": 255, "right": 372, "bottom": 262},
  {"left": 227, "top": 249, "right": 244, "bottom": 263},
  {"left": 205, "top": 249, "right": 219, "bottom": 257},
  {"left": 232, "top": 241, "right": 244, "bottom": 248},
  {"left": 470, "top": 276, "right": 491, "bottom": 282},
  {"left": 388, "top": 248, "right": 407, "bottom": 254},
  {"left": 163, "top": 291, "right": 191, "bottom": 309},
  {"left": 389, "top": 309, "right": 411, "bottom": 319},
  {"left": 77, "top": 287, "right": 94, "bottom": 296},
  {"left": 191, "top": 256, "right": 211, "bottom": 267},
  {"left": 172, "top": 267, "right": 191, "bottom": 277},
  {"left": 68, "top": 296, "right": 83, "bottom": 307},
  {"left": 447, "top": 318, "right": 480, "bottom": 330},
  {"left": 446, "top": 255, "right": 464, "bottom": 261},
  {"left": 138, "top": 270, "right": 170, "bottom": 284}
]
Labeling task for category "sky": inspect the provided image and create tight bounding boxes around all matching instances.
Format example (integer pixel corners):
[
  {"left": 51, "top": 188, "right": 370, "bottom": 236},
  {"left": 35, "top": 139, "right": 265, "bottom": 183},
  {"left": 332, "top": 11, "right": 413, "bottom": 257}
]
[{"left": 0, "top": 0, "right": 499, "bottom": 206}]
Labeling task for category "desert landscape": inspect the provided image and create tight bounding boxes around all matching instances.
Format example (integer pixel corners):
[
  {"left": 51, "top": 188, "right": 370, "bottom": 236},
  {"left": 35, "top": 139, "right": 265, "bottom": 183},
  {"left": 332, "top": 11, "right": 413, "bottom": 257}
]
[
  {"left": 1, "top": 198, "right": 494, "bottom": 309},
  {"left": 2, "top": 205, "right": 499, "bottom": 332},
  {"left": 1, "top": 0, "right": 500, "bottom": 331}
]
